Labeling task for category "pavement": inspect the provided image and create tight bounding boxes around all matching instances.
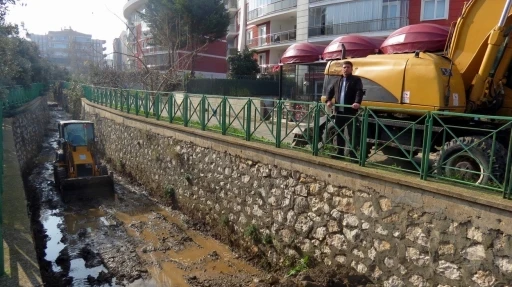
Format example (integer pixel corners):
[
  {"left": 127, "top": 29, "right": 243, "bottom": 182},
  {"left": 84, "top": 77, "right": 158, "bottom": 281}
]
[{"left": 0, "top": 118, "right": 42, "bottom": 286}]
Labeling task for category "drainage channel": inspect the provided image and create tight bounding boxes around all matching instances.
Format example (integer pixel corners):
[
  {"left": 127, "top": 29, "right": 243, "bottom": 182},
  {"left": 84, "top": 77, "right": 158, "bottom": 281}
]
[{"left": 25, "top": 106, "right": 264, "bottom": 286}]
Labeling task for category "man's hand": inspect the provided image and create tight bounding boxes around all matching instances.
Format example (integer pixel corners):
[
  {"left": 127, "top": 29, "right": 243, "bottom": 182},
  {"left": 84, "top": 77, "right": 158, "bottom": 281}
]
[
  {"left": 326, "top": 100, "right": 333, "bottom": 108},
  {"left": 352, "top": 103, "right": 360, "bottom": 109}
]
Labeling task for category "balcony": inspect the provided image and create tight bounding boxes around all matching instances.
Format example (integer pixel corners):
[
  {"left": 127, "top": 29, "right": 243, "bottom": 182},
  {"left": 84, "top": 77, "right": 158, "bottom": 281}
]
[
  {"left": 228, "top": 24, "right": 237, "bottom": 33},
  {"left": 224, "top": 0, "right": 238, "bottom": 11},
  {"left": 141, "top": 46, "right": 167, "bottom": 55},
  {"left": 308, "top": 17, "right": 408, "bottom": 38},
  {"left": 227, "top": 48, "right": 238, "bottom": 57},
  {"left": 246, "top": 29, "right": 296, "bottom": 48},
  {"left": 247, "top": 0, "right": 297, "bottom": 22}
]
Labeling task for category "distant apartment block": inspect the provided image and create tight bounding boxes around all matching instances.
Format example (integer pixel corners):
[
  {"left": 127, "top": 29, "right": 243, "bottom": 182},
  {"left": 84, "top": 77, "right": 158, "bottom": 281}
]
[
  {"left": 28, "top": 28, "right": 107, "bottom": 73},
  {"left": 123, "top": 0, "right": 229, "bottom": 78},
  {"left": 113, "top": 31, "right": 130, "bottom": 71}
]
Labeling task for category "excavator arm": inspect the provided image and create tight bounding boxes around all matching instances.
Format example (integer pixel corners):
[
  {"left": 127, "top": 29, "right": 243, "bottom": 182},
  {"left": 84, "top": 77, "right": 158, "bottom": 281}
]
[{"left": 447, "top": 0, "right": 512, "bottom": 113}]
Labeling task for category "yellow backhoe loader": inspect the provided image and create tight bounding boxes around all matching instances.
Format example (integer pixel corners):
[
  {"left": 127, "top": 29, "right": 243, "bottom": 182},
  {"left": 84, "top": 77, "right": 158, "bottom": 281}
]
[
  {"left": 53, "top": 120, "right": 114, "bottom": 202},
  {"left": 323, "top": 0, "right": 512, "bottom": 185}
]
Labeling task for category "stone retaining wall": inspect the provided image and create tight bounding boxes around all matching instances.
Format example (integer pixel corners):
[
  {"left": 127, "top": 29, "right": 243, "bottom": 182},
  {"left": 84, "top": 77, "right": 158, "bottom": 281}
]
[
  {"left": 10, "top": 96, "right": 50, "bottom": 173},
  {"left": 83, "top": 100, "right": 512, "bottom": 287}
]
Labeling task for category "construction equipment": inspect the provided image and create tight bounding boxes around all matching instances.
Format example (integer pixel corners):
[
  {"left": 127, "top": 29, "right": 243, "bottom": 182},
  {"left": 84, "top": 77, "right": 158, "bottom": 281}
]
[
  {"left": 322, "top": 0, "right": 512, "bottom": 184},
  {"left": 53, "top": 120, "right": 114, "bottom": 202}
]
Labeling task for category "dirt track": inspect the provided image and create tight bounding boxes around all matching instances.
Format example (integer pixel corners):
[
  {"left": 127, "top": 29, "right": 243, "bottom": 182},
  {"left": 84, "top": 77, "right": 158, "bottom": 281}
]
[{"left": 23, "top": 105, "right": 374, "bottom": 287}]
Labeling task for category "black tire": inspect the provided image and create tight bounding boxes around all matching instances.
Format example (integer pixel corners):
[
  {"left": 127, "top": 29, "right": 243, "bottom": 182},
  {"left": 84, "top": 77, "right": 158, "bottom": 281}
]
[
  {"left": 56, "top": 151, "right": 65, "bottom": 162},
  {"left": 99, "top": 165, "right": 108, "bottom": 176},
  {"left": 53, "top": 165, "right": 59, "bottom": 187},
  {"left": 56, "top": 167, "right": 67, "bottom": 192},
  {"left": 434, "top": 136, "right": 507, "bottom": 185}
]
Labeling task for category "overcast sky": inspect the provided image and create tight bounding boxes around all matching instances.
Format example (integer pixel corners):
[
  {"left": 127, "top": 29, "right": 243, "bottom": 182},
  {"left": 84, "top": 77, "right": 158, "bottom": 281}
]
[{"left": 5, "top": 0, "right": 128, "bottom": 57}]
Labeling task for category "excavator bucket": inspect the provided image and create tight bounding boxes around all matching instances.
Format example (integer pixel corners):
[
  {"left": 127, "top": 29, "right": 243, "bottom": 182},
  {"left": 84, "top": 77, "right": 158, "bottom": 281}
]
[{"left": 60, "top": 174, "right": 115, "bottom": 202}]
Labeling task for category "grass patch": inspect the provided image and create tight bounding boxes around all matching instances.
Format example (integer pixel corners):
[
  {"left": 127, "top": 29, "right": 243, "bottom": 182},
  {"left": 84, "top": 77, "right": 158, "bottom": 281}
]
[
  {"left": 164, "top": 185, "right": 175, "bottom": 199},
  {"left": 287, "top": 255, "right": 310, "bottom": 277}
]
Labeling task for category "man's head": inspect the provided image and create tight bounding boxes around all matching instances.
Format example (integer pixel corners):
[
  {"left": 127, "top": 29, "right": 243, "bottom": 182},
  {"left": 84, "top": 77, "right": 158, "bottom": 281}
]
[{"left": 342, "top": 61, "right": 353, "bottom": 77}]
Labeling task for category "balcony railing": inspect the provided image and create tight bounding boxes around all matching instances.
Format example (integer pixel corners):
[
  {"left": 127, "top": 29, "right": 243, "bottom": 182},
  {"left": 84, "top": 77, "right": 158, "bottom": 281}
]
[
  {"left": 309, "top": 17, "right": 408, "bottom": 38},
  {"left": 246, "top": 29, "right": 296, "bottom": 47},
  {"left": 247, "top": 0, "right": 297, "bottom": 21}
]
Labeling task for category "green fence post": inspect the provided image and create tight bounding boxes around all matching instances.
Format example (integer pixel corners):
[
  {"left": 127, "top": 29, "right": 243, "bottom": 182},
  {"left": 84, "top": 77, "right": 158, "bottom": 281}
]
[
  {"left": 503, "top": 129, "right": 512, "bottom": 198},
  {"left": 312, "top": 102, "right": 321, "bottom": 156},
  {"left": 245, "top": 99, "right": 252, "bottom": 141},
  {"left": 221, "top": 97, "right": 227, "bottom": 135},
  {"left": 0, "top": 96, "right": 3, "bottom": 276},
  {"left": 276, "top": 100, "right": 282, "bottom": 148},
  {"left": 109, "top": 90, "right": 113, "bottom": 108},
  {"left": 183, "top": 93, "right": 189, "bottom": 127},
  {"left": 420, "top": 113, "right": 434, "bottom": 180},
  {"left": 169, "top": 93, "right": 174, "bottom": 123},
  {"left": 359, "top": 108, "right": 370, "bottom": 167},
  {"left": 201, "top": 95, "right": 207, "bottom": 131},
  {"left": 126, "top": 90, "right": 132, "bottom": 113},
  {"left": 155, "top": 93, "right": 161, "bottom": 120},
  {"left": 135, "top": 91, "right": 140, "bottom": 115},
  {"left": 144, "top": 92, "right": 149, "bottom": 118},
  {"left": 120, "top": 90, "right": 124, "bottom": 112},
  {"left": 114, "top": 90, "right": 119, "bottom": 110}
]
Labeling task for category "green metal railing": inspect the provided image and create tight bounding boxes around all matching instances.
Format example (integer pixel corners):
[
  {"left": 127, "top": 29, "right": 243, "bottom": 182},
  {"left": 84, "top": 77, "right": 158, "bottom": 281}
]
[
  {"left": 0, "top": 82, "right": 45, "bottom": 276},
  {"left": 0, "top": 95, "right": 3, "bottom": 276},
  {"left": 80, "top": 83, "right": 512, "bottom": 199},
  {"left": 1, "top": 83, "right": 44, "bottom": 112}
]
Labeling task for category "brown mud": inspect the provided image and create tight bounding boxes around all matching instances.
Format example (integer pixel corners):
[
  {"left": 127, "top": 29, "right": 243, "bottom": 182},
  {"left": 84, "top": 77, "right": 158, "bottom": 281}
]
[{"left": 23, "top": 105, "right": 373, "bottom": 286}]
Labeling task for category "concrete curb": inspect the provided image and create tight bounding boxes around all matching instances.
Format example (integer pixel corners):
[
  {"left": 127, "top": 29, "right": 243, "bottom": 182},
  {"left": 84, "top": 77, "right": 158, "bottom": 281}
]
[{"left": 1, "top": 119, "right": 42, "bottom": 286}]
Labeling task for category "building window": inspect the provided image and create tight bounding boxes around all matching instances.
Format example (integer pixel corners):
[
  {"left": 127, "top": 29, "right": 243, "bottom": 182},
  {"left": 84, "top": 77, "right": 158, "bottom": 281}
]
[{"left": 421, "top": 0, "right": 448, "bottom": 21}]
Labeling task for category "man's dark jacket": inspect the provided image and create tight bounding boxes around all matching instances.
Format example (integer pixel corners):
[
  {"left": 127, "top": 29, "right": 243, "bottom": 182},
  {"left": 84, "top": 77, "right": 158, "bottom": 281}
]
[{"left": 326, "top": 74, "right": 364, "bottom": 114}]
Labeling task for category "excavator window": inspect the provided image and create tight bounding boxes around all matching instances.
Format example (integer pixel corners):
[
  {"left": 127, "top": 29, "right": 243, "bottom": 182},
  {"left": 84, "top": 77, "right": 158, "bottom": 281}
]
[{"left": 63, "top": 123, "right": 94, "bottom": 146}]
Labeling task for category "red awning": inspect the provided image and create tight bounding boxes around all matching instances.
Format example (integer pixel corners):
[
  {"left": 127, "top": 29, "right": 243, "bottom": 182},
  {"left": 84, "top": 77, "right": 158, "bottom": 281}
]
[
  {"left": 323, "top": 35, "right": 385, "bottom": 60},
  {"left": 281, "top": 43, "right": 326, "bottom": 64},
  {"left": 380, "top": 23, "right": 450, "bottom": 54}
]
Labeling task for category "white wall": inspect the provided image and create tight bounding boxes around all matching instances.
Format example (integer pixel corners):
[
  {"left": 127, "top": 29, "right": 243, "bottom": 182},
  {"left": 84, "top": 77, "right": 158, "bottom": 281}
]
[{"left": 269, "top": 48, "right": 287, "bottom": 65}]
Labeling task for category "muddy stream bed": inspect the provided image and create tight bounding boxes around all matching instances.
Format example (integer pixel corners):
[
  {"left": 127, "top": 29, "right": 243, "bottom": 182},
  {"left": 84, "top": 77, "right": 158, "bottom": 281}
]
[{"left": 25, "top": 105, "right": 372, "bottom": 287}]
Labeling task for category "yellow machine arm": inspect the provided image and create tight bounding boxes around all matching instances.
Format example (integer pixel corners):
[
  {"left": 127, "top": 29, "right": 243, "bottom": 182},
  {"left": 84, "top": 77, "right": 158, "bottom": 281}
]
[{"left": 448, "top": 0, "right": 512, "bottom": 112}]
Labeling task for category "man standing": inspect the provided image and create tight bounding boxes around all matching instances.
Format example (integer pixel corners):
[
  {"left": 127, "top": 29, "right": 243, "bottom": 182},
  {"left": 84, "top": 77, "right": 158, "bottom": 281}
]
[{"left": 326, "top": 60, "right": 364, "bottom": 159}]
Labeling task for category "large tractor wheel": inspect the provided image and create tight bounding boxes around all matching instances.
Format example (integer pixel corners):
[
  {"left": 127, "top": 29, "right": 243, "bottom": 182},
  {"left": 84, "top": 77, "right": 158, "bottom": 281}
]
[
  {"left": 99, "top": 165, "right": 109, "bottom": 176},
  {"left": 434, "top": 136, "right": 507, "bottom": 185},
  {"left": 54, "top": 166, "right": 67, "bottom": 192}
]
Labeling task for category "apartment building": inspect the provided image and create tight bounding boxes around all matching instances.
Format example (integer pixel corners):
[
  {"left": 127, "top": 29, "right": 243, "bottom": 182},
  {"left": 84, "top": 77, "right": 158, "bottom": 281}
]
[
  {"left": 113, "top": 31, "right": 130, "bottom": 71},
  {"left": 233, "top": 0, "right": 465, "bottom": 66},
  {"left": 232, "top": 0, "right": 407, "bottom": 69},
  {"left": 29, "top": 29, "right": 107, "bottom": 74},
  {"left": 123, "top": 0, "right": 229, "bottom": 78}
]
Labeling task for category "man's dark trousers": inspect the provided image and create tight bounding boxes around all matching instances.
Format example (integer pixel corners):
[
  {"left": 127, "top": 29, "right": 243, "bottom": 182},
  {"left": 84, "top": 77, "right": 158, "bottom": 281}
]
[{"left": 334, "top": 110, "right": 359, "bottom": 158}]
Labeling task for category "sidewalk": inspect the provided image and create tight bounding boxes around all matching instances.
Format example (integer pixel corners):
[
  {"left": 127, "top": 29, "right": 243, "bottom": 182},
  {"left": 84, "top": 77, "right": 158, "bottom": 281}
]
[{"left": 0, "top": 118, "right": 42, "bottom": 286}]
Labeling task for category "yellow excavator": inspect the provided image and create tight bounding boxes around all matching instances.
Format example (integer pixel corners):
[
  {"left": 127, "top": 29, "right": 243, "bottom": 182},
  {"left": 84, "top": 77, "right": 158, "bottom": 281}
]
[
  {"left": 324, "top": 0, "right": 512, "bottom": 185},
  {"left": 53, "top": 120, "right": 115, "bottom": 202}
]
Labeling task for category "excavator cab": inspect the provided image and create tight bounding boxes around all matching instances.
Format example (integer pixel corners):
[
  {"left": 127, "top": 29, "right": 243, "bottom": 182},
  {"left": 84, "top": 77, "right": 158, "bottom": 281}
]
[{"left": 53, "top": 120, "right": 115, "bottom": 202}]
